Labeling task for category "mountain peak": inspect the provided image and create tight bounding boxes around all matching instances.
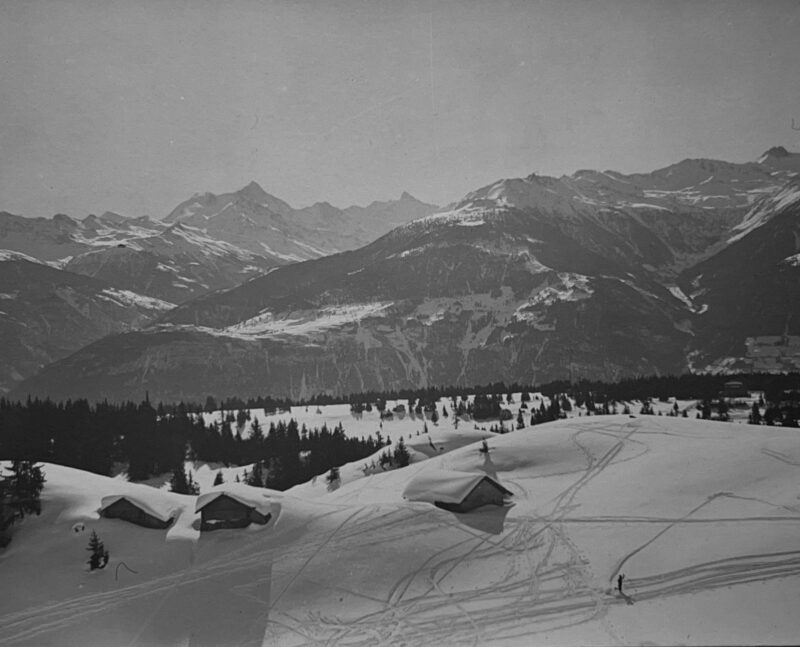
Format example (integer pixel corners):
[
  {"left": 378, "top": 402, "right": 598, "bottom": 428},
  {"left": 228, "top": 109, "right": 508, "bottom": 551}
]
[
  {"left": 312, "top": 200, "right": 336, "bottom": 209},
  {"left": 399, "top": 191, "right": 416, "bottom": 201},
  {"left": 756, "top": 146, "right": 800, "bottom": 171},
  {"left": 760, "top": 146, "right": 790, "bottom": 160},
  {"left": 234, "top": 181, "right": 295, "bottom": 216},
  {"left": 239, "top": 181, "right": 268, "bottom": 200}
]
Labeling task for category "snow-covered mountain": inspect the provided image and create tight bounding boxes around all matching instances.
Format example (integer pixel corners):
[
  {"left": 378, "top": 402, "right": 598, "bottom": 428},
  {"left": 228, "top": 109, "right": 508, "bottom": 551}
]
[
  {"left": 678, "top": 181, "right": 800, "bottom": 373},
  {"left": 3, "top": 414, "right": 800, "bottom": 645},
  {"left": 63, "top": 222, "right": 275, "bottom": 304},
  {"left": 164, "top": 181, "right": 439, "bottom": 261},
  {"left": 8, "top": 148, "right": 800, "bottom": 402},
  {"left": 0, "top": 254, "right": 172, "bottom": 394},
  {"left": 0, "top": 187, "right": 439, "bottom": 393},
  {"left": 0, "top": 185, "right": 439, "bottom": 305},
  {"left": 0, "top": 211, "right": 165, "bottom": 262},
  {"left": 0, "top": 210, "right": 278, "bottom": 303}
]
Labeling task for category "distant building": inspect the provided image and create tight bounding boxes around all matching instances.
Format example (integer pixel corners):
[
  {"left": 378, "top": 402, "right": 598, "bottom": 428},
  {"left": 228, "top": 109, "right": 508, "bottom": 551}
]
[
  {"left": 195, "top": 490, "right": 272, "bottom": 531},
  {"left": 722, "top": 380, "right": 749, "bottom": 398},
  {"left": 403, "top": 469, "right": 513, "bottom": 513},
  {"left": 99, "top": 495, "right": 175, "bottom": 529}
]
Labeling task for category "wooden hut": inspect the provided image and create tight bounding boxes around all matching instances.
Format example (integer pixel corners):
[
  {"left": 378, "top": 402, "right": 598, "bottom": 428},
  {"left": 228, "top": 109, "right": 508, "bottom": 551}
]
[
  {"left": 403, "top": 469, "right": 513, "bottom": 513},
  {"left": 195, "top": 490, "right": 272, "bottom": 531},
  {"left": 99, "top": 495, "right": 175, "bottom": 529}
]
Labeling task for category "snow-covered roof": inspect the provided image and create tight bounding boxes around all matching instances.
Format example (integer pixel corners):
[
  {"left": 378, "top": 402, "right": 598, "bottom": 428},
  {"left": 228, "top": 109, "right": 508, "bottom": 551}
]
[
  {"left": 402, "top": 469, "right": 512, "bottom": 505},
  {"left": 195, "top": 485, "right": 277, "bottom": 515},
  {"left": 100, "top": 494, "right": 177, "bottom": 523}
]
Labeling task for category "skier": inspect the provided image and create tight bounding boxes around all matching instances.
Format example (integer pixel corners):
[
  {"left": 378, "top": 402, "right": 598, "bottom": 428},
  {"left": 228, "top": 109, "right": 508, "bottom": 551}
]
[{"left": 617, "top": 573, "right": 625, "bottom": 594}]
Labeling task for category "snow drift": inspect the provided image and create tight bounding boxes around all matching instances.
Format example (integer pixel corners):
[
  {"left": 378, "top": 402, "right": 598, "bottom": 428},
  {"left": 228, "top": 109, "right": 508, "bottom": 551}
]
[{"left": 3, "top": 414, "right": 800, "bottom": 646}]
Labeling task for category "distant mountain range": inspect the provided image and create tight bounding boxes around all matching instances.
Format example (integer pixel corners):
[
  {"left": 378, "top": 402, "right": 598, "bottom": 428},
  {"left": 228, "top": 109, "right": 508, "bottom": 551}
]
[
  {"left": 7, "top": 147, "right": 799, "bottom": 403},
  {"left": 1, "top": 185, "right": 438, "bottom": 300},
  {"left": 164, "top": 182, "right": 439, "bottom": 263},
  {"left": 0, "top": 187, "right": 438, "bottom": 393}
]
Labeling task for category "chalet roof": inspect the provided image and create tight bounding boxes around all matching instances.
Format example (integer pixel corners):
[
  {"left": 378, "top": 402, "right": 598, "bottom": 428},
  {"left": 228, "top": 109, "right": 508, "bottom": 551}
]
[
  {"left": 402, "top": 469, "right": 512, "bottom": 505},
  {"left": 195, "top": 485, "right": 277, "bottom": 516},
  {"left": 99, "top": 494, "right": 176, "bottom": 523}
]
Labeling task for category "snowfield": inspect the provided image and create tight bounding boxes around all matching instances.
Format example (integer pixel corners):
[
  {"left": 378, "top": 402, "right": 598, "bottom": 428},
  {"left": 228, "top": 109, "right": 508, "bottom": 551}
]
[
  {"left": 97, "top": 288, "right": 175, "bottom": 312},
  {"left": 3, "top": 414, "right": 800, "bottom": 646},
  {"left": 225, "top": 302, "right": 394, "bottom": 338}
]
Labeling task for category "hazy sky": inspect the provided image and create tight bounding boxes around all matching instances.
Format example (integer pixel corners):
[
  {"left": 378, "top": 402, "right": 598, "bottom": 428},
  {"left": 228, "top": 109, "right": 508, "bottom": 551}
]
[{"left": 2, "top": 0, "right": 799, "bottom": 218}]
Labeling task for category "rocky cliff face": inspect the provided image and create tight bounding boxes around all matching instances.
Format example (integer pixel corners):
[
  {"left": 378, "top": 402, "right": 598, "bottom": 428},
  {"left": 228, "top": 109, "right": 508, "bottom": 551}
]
[{"left": 9, "top": 149, "right": 800, "bottom": 403}]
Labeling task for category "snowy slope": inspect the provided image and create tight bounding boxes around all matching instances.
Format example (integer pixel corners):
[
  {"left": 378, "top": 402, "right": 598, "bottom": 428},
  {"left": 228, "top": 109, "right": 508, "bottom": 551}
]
[
  {"left": 0, "top": 211, "right": 166, "bottom": 262},
  {"left": 0, "top": 258, "right": 174, "bottom": 394},
  {"left": 3, "top": 415, "right": 800, "bottom": 646},
  {"left": 64, "top": 222, "right": 277, "bottom": 304}
]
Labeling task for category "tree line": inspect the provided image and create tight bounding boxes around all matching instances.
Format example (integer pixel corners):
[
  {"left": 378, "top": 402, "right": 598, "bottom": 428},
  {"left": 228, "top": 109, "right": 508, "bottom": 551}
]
[
  {"left": 181, "top": 372, "right": 797, "bottom": 416},
  {"left": 2, "top": 372, "right": 797, "bottom": 488},
  {"left": 41, "top": 371, "right": 793, "bottom": 419},
  {"left": 0, "top": 398, "right": 383, "bottom": 490}
]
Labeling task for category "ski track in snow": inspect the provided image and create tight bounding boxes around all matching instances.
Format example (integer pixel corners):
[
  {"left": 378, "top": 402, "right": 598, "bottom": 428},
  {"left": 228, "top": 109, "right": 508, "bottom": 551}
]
[
  {"left": 264, "top": 419, "right": 800, "bottom": 646},
  {"left": 3, "top": 417, "right": 800, "bottom": 645}
]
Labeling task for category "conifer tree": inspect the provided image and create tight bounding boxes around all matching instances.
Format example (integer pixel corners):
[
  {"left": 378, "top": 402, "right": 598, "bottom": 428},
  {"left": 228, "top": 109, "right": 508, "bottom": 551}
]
[
  {"left": 86, "top": 530, "right": 109, "bottom": 570},
  {"left": 186, "top": 469, "right": 199, "bottom": 494},
  {"left": 170, "top": 465, "right": 199, "bottom": 495},
  {"left": 246, "top": 462, "right": 264, "bottom": 487},
  {"left": 213, "top": 470, "right": 224, "bottom": 486},
  {"left": 717, "top": 398, "right": 730, "bottom": 421},
  {"left": 393, "top": 438, "right": 410, "bottom": 467},
  {"left": 5, "top": 461, "right": 45, "bottom": 518},
  {"left": 749, "top": 401, "right": 762, "bottom": 425}
]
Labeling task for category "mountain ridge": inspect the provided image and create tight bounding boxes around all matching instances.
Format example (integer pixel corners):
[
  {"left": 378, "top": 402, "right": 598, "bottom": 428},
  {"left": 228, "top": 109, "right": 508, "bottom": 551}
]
[{"left": 6, "top": 147, "right": 800, "bottom": 402}]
